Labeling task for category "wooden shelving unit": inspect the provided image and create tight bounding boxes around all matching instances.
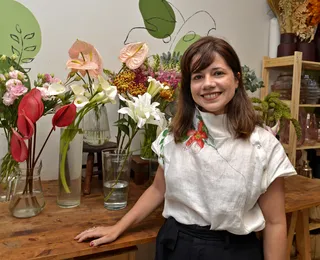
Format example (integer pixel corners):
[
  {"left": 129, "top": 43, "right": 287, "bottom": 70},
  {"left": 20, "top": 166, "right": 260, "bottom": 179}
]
[{"left": 261, "top": 51, "right": 320, "bottom": 167}]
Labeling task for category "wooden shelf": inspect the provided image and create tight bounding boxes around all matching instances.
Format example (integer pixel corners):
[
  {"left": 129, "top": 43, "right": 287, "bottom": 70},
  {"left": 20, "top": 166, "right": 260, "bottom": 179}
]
[
  {"left": 263, "top": 55, "right": 320, "bottom": 71},
  {"left": 309, "top": 222, "right": 320, "bottom": 231},
  {"left": 283, "top": 143, "right": 320, "bottom": 152},
  {"left": 299, "top": 104, "right": 320, "bottom": 107}
]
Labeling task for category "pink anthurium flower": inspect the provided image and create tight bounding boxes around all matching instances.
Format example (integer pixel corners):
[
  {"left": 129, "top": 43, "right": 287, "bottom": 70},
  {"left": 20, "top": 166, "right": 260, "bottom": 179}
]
[
  {"left": 66, "top": 40, "right": 103, "bottom": 78},
  {"left": 10, "top": 129, "right": 28, "bottom": 162},
  {"left": 52, "top": 103, "right": 77, "bottom": 130},
  {"left": 119, "top": 42, "right": 149, "bottom": 70},
  {"left": 17, "top": 112, "right": 34, "bottom": 139},
  {"left": 18, "top": 88, "right": 44, "bottom": 123}
]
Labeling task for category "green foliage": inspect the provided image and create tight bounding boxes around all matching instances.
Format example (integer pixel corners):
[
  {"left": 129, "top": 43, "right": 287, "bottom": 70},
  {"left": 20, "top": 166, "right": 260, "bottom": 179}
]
[
  {"left": 242, "top": 65, "right": 264, "bottom": 93},
  {"left": 251, "top": 92, "right": 301, "bottom": 139}
]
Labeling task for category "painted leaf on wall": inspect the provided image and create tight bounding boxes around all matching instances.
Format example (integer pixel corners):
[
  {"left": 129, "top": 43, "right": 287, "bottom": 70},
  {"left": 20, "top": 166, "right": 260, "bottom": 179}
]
[
  {"left": 0, "top": 0, "right": 41, "bottom": 68},
  {"left": 139, "top": 0, "right": 176, "bottom": 39}
]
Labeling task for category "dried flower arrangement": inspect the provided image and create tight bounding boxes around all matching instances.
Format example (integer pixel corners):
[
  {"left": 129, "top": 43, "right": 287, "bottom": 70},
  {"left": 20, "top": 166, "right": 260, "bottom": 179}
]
[{"left": 267, "top": 0, "right": 320, "bottom": 42}]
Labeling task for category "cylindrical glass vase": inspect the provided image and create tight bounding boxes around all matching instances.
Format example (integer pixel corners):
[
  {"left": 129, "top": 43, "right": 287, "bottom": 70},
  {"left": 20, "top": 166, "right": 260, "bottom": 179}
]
[
  {"left": 102, "top": 149, "right": 131, "bottom": 210},
  {"left": 57, "top": 128, "right": 83, "bottom": 208},
  {"left": 9, "top": 161, "right": 45, "bottom": 218},
  {"left": 83, "top": 105, "right": 110, "bottom": 146}
]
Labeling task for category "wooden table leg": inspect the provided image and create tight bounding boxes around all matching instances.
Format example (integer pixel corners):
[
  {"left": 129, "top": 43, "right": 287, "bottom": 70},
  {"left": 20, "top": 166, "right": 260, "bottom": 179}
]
[
  {"left": 83, "top": 153, "right": 94, "bottom": 195},
  {"left": 287, "top": 211, "right": 298, "bottom": 260},
  {"left": 295, "top": 209, "right": 311, "bottom": 260}
]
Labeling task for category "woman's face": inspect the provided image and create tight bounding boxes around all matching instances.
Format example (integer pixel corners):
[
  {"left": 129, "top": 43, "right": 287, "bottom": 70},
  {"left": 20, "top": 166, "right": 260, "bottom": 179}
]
[{"left": 190, "top": 53, "right": 239, "bottom": 115}]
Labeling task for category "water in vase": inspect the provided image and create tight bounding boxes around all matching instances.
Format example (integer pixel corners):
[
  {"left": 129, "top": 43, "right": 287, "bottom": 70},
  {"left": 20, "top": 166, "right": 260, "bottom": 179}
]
[
  {"left": 84, "top": 130, "right": 110, "bottom": 146},
  {"left": 103, "top": 180, "right": 129, "bottom": 210},
  {"left": 57, "top": 177, "right": 81, "bottom": 208}
]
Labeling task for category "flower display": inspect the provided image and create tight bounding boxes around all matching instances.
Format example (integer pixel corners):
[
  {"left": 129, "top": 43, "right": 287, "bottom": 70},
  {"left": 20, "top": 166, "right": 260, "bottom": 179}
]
[
  {"left": 106, "top": 49, "right": 181, "bottom": 159},
  {"left": 58, "top": 39, "right": 117, "bottom": 193}
]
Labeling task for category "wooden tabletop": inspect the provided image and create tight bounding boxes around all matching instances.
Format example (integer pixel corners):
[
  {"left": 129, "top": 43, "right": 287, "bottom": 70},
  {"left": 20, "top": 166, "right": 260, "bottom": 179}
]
[
  {"left": 0, "top": 179, "right": 164, "bottom": 260},
  {"left": 1, "top": 174, "right": 320, "bottom": 259},
  {"left": 285, "top": 175, "right": 320, "bottom": 213}
]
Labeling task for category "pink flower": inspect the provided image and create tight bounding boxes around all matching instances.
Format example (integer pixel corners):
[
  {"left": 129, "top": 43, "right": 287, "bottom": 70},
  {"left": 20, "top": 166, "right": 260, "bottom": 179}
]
[
  {"left": 66, "top": 40, "right": 103, "bottom": 78},
  {"left": 9, "top": 70, "right": 25, "bottom": 80},
  {"left": 5, "top": 79, "right": 23, "bottom": 90},
  {"left": 44, "top": 73, "right": 53, "bottom": 83},
  {"left": 119, "top": 42, "right": 149, "bottom": 70},
  {"left": 2, "top": 92, "right": 16, "bottom": 106},
  {"left": 9, "top": 84, "right": 28, "bottom": 97}
]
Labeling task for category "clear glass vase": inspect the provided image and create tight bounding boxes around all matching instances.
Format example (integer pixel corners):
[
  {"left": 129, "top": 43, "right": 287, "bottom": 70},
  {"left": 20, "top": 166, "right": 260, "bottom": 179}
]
[
  {"left": 57, "top": 128, "right": 83, "bottom": 208},
  {"left": 83, "top": 105, "right": 110, "bottom": 146},
  {"left": 9, "top": 161, "right": 45, "bottom": 218},
  {"left": 102, "top": 149, "right": 131, "bottom": 210}
]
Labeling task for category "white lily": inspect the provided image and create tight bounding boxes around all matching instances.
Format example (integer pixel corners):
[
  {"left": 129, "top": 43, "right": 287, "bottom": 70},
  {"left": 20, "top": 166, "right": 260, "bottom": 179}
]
[
  {"left": 118, "top": 93, "right": 165, "bottom": 129},
  {"left": 70, "top": 84, "right": 86, "bottom": 96},
  {"left": 96, "top": 75, "right": 117, "bottom": 104},
  {"left": 147, "top": 76, "right": 164, "bottom": 98},
  {"left": 48, "top": 83, "right": 66, "bottom": 96},
  {"left": 74, "top": 95, "right": 89, "bottom": 107}
]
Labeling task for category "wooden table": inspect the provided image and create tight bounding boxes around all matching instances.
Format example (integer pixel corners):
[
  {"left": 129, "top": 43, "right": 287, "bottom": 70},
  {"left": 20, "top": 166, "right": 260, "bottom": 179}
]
[
  {"left": 285, "top": 175, "right": 320, "bottom": 260},
  {"left": 0, "top": 175, "right": 319, "bottom": 260},
  {"left": 0, "top": 180, "right": 164, "bottom": 260}
]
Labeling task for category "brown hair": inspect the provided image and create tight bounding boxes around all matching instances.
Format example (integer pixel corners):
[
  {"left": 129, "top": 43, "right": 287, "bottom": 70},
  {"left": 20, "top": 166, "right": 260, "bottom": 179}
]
[{"left": 170, "top": 36, "right": 259, "bottom": 142}]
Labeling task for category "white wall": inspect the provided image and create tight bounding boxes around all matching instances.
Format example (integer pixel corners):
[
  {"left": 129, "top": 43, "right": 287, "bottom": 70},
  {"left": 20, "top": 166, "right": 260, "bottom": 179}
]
[{"left": 1, "top": 0, "right": 271, "bottom": 180}]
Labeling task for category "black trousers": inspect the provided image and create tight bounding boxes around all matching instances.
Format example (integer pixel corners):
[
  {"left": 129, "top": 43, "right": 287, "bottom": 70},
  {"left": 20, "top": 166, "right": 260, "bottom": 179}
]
[{"left": 155, "top": 217, "right": 264, "bottom": 260}]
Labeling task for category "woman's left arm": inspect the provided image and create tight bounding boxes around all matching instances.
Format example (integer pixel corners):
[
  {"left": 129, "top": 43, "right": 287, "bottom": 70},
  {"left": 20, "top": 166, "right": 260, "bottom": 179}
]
[{"left": 258, "top": 177, "right": 287, "bottom": 260}]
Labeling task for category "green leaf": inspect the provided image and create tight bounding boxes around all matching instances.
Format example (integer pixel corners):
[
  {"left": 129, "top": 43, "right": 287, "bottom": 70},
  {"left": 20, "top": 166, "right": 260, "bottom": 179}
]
[
  {"left": 15, "top": 24, "right": 22, "bottom": 34},
  {"left": 118, "top": 124, "right": 129, "bottom": 136},
  {"left": 24, "top": 46, "right": 36, "bottom": 52},
  {"left": 24, "top": 32, "right": 35, "bottom": 40},
  {"left": 10, "top": 34, "right": 19, "bottom": 44},
  {"left": 11, "top": 46, "right": 20, "bottom": 56},
  {"left": 21, "top": 57, "right": 34, "bottom": 63}
]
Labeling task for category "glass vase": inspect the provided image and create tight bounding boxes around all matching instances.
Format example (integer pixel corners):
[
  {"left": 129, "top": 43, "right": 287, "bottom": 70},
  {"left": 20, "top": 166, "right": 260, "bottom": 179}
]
[
  {"left": 9, "top": 161, "right": 45, "bottom": 218},
  {"left": 102, "top": 149, "right": 131, "bottom": 210},
  {"left": 57, "top": 128, "right": 83, "bottom": 208},
  {"left": 83, "top": 105, "right": 110, "bottom": 146},
  {"left": 140, "top": 124, "right": 158, "bottom": 160}
]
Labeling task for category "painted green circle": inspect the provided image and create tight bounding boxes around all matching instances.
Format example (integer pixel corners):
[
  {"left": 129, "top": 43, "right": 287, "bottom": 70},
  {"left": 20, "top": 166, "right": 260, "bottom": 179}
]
[
  {"left": 0, "top": 0, "right": 41, "bottom": 61},
  {"left": 174, "top": 33, "right": 201, "bottom": 55}
]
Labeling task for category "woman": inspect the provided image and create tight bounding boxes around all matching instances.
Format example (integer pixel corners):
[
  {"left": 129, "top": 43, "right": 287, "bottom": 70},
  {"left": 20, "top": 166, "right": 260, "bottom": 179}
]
[{"left": 75, "top": 36, "right": 296, "bottom": 260}]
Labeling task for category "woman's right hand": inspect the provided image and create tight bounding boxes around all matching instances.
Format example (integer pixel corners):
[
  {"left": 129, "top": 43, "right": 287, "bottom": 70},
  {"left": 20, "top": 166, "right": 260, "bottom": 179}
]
[{"left": 74, "top": 225, "right": 121, "bottom": 247}]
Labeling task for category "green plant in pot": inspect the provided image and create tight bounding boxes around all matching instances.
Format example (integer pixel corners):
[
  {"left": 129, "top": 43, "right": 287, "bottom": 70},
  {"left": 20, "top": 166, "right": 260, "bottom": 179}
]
[{"left": 242, "top": 65, "right": 301, "bottom": 139}]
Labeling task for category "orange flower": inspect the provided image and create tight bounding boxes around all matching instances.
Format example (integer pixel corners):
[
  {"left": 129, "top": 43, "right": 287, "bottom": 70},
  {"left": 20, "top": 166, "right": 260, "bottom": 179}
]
[
  {"left": 119, "top": 42, "right": 149, "bottom": 70},
  {"left": 186, "top": 121, "right": 208, "bottom": 149},
  {"left": 307, "top": 0, "right": 320, "bottom": 26},
  {"left": 66, "top": 40, "right": 103, "bottom": 78}
]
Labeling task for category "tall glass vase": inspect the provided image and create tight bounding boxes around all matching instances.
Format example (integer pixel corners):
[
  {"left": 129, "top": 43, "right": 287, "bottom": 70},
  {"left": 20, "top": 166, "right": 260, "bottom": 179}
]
[
  {"left": 83, "top": 105, "right": 110, "bottom": 146},
  {"left": 102, "top": 149, "right": 131, "bottom": 210},
  {"left": 9, "top": 161, "right": 45, "bottom": 218},
  {"left": 57, "top": 128, "right": 83, "bottom": 208}
]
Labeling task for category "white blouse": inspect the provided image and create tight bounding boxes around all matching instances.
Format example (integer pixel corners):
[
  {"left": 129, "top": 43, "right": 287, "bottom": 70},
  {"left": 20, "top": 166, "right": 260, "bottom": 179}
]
[{"left": 152, "top": 108, "right": 296, "bottom": 235}]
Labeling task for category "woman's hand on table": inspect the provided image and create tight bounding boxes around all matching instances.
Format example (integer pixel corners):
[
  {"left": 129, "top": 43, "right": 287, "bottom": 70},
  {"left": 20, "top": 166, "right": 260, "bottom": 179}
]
[{"left": 74, "top": 225, "right": 120, "bottom": 247}]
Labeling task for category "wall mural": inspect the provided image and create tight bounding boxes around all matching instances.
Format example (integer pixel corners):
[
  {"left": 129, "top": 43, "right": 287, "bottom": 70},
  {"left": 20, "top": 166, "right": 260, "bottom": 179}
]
[
  {"left": 0, "top": 0, "right": 41, "bottom": 72},
  {"left": 124, "top": 0, "right": 216, "bottom": 54}
]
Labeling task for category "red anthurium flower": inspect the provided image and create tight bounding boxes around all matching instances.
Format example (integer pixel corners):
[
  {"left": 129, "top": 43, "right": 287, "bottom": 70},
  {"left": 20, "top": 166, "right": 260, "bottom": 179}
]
[
  {"left": 18, "top": 88, "right": 44, "bottom": 123},
  {"left": 10, "top": 129, "right": 28, "bottom": 162},
  {"left": 17, "top": 112, "right": 34, "bottom": 139},
  {"left": 52, "top": 103, "right": 77, "bottom": 130},
  {"left": 186, "top": 121, "right": 208, "bottom": 149}
]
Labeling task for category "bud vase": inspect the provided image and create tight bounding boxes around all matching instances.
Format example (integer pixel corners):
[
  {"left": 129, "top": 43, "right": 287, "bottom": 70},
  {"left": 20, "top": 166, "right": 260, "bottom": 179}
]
[
  {"left": 9, "top": 161, "right": 45, "bottom": 218},
  {"left": 83, "top": 105, "right": 110, "bottom": 146},
  {"left": 102, "top": 149, "right": 131, "bottom": 210},
  {"left": 57, "top": 128, "right": 83, "bottom": 208}
]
